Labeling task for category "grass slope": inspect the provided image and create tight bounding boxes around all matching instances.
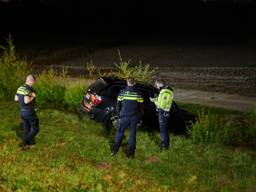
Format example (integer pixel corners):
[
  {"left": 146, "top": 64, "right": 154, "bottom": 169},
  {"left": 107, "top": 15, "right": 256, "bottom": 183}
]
[{"left": 0, "top": 101, "right": 255, "bottom": 192}]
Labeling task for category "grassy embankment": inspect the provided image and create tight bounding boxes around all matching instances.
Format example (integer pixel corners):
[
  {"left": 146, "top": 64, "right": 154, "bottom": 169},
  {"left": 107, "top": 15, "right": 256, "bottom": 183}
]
[{"left": 0, "top": 100, "right": 255, "bottom": 191}]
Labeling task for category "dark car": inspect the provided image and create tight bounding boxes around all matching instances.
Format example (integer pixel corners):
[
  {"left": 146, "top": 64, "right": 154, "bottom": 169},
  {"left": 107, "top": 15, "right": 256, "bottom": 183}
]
[{"left": 79, "top": 76, "right": 196, "bottom": 134}]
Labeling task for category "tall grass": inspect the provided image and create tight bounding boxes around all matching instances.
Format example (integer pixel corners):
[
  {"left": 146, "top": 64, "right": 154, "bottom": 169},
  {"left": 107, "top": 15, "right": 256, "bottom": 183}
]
[
  {"left": 0, "top": 36, "right": 31, "bottom": 101},
  {"left": 189, "top": 108, "right": 256, "bottom": 149},
  {"left": 189, "top": 110, "right": 223, "bottom": 144}
]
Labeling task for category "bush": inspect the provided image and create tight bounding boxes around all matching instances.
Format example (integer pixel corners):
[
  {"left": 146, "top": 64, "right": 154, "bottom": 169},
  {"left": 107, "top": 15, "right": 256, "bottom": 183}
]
[
  {"left": 34, "top": 68, "right": 87, "bottom": 112},
  {"left": 222, "top": 114, "right": 256, "bottom": 150},
  {"left": 86, "top": 59, "right": 96, "bottom": 80},
  {"left": 189, "top": 110, "right": 223, "bottom": 144},
  {"left": 247, "top": 112, "right": 256, "bottom": 149},
  {"left": 64, "top": 80, "right": 85, "bottom": 112},
  {"left": 114, "top": 51, "right": 157, "bottom": 83},
  {"left": 189, "top": 109, "right": 256, "bottom": 149},
  {"left": 0, "top": 36, "right": 31, "bottom": 101},
  {"left": 34, "top": 68, "right": 66, "bottom": 109}
]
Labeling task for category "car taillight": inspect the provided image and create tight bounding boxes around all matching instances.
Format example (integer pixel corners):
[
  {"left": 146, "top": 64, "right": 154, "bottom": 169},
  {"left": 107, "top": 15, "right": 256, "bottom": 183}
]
[{"left": 91, "top": 94, "right": 102, "bottom": 105}]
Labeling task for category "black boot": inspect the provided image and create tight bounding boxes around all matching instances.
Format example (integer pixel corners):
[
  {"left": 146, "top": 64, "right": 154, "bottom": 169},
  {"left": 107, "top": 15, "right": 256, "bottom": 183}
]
[
  {"left": 126, "top": 152, "right": 135, "bottom": 159},
  {"left": 18, "top": 142, "right": 30, "bottom": 150}
]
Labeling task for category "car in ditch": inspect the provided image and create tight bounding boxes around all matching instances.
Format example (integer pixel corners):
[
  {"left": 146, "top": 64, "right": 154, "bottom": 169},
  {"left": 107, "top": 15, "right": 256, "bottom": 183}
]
[{"left": 79, "top": 76, "right": 196, "bottom": 134}]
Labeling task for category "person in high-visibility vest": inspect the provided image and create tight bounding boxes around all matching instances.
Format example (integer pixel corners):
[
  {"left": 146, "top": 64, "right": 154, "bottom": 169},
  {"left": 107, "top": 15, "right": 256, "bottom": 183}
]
[
  {"left": 150, "top": 79, "right": 173, "bottom": 150},
  {"left": 111, "top": 77, "right": 144, "bottom": 158},
  {"left": 15, "top": 74, "right": 39, "bottom": 150}
]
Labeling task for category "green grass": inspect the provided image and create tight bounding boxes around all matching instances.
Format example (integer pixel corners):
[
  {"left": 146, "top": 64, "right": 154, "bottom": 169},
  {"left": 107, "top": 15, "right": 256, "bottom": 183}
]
[{"left": 0, "top": 101, "right": 255, "bottom": 191}]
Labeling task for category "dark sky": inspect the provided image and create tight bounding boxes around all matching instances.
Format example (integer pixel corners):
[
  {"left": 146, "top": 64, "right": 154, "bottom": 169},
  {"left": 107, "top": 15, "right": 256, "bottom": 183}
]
[{"left": 1, "top": 1, "right": 256, "bottom": 44}]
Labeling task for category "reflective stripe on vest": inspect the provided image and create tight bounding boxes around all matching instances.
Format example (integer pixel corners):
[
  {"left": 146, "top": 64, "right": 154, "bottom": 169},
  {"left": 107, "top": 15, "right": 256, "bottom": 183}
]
[
  {"left": 117, "top": 91, "right": 143, "bottom": 103},
  {"left": 16, "top": 86, "right": 30, "bottom": 96}
]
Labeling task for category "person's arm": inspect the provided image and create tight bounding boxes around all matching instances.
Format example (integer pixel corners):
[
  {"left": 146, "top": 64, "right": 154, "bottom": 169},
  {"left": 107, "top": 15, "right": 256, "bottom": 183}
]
[
  {"left": 150, "top": 92, "right": 159, "bottom": 105},
  {"left": 24, "top": 92, "right": 36, "bottom": 104},
  {"left": 116, "top": 100, "right": 122, "bottom": 117},
  {"left": 153, "top": 97, "right": 159, "bottom": 106},
  {"left": 150, "top": 97, "right": 157, "bottom": 103},
  {"left": 14, "top": 94, "right": 19, "bottom": 101},
  {"left": 139, "top": 103, "right": 144, "bottom": 117},
  {"left": 116, "top": 91, "right": 123, "bottom": 117},
  {"left": 138, "top": 93, "right": 144, "bottom": 118}
]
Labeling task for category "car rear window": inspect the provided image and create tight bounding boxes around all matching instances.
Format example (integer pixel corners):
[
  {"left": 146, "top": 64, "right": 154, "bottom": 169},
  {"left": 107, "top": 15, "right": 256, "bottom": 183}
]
[
  {"left": 88, "top": 78, "right": 108, "bottom": 94},
  {"left": 100, "top": 84, "right": 126, "bottom": 97},
  {"left": 110, "top": 85, "right": 126, "bottom": 95}
]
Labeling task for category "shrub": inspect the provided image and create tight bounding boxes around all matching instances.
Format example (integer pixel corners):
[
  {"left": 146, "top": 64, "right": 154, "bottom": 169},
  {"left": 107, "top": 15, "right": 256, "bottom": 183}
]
[
  {"left": 64, "top": 80, "right": 85, "bottom": 112},
  {"left": 132, "top": 61, "right": 158, "bottom": 82},
  {"left": 189, "top": 109, "right": 256, "bottom": 149},
  {"left": 222, "top": 114, "right": 256, "bottom": 150},
  {"left": 34, "top": 68, "right": 66, "bottom": 109},
  {"left": 189, "top": 110, "right": 223, "bottom": 144},
  {"left": 0, "top": 36, "right": 31, "bottom": 101},
  {"left": 247, "top": 113, "right": 256, "bottom": 149},
  {"left": 114, "top": 53, "right": 133, "bottom": 79},
  {"left": 113, "top": 51, "right": 157, "bottom": 83},
  {"left": 86, "top": 59, "right": 96, "bottom": 80}
]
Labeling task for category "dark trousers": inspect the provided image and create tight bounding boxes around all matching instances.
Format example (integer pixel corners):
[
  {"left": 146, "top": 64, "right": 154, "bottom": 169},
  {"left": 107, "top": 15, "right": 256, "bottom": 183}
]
[
  {"left": 158, "top": 109, "right": 170, "bottom": 149},
  {"left": 113, "top": 115, "right": 139, "bottom": 155},
  {"left": 21, "top": 112, "right": 39, "bottom": 145}
]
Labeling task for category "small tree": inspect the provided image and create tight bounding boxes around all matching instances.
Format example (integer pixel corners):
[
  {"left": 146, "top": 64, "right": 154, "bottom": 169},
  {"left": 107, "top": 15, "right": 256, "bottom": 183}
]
[
  {"left": 113, "top": 50, "right": 157, "bottom": 83},
  {"left": 0, "top": 36, "right": 32, "bottom": 101}
]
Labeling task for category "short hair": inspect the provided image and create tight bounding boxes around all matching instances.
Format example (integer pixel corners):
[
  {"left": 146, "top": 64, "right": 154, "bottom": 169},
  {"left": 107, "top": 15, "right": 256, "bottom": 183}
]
[
  {"left": 127, "top": 77, "right": 135, "bottom": 85},
  {"left": 155, "top": 79, "right": 164, "bottom": 87},
  {"left": 26, "top": 74, "right": 36, "bottom": 81}
]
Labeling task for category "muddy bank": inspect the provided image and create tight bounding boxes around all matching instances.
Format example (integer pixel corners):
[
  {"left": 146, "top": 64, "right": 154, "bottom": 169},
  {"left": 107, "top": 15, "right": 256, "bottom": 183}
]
[{"left": 159, "top": 67, "right": 256, "bottom": 97}]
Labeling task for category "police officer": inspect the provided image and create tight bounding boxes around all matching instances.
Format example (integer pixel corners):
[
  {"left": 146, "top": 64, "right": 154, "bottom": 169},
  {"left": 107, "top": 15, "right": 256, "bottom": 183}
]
[
  {"left": 150, "top": 79, "right": 173, "bottom": 150},
  {"left": 15, "top": 74, "right": 39, "bottom": 150},
  {"left": 111, "top": 77, "right": 144, "bottom": 158}
]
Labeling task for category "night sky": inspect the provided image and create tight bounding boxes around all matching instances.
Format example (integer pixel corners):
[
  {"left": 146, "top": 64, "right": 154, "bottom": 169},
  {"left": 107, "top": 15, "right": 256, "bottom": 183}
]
[{"left": 1, "top": 0, "right": 256, "bottom": 44}]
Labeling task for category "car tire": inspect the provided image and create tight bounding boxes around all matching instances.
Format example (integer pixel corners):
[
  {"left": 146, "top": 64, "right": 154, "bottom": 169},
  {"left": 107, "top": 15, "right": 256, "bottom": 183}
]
[{"left": 103, "top": 114, "right": 118, "bottom": 136}]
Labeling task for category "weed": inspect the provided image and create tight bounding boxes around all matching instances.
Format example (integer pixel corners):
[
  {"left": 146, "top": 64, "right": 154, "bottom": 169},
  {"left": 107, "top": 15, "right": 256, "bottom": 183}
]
[{"left": 189, "top": 109, "right": 223, "bottom": 144}]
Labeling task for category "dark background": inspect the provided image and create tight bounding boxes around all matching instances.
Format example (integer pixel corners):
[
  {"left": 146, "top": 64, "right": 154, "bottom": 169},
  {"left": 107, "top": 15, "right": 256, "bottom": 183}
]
[{"left": 1, "top": 0, "right": 256, "bottom": 45}]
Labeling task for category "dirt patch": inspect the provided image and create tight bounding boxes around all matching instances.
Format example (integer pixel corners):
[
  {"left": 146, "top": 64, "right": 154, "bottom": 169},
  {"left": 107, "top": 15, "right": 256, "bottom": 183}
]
[
  {"left": 96, "top": 162, "right": 112, "bottom": 170},
  {"left": 247, "top": 186, "right": 256, "bottom": 192},
  {"left": 216, "top": 175, "right": 232, "bottom": 187},
  {"left": 145, "top": 156, "right": 162, "bottom": 163}
]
